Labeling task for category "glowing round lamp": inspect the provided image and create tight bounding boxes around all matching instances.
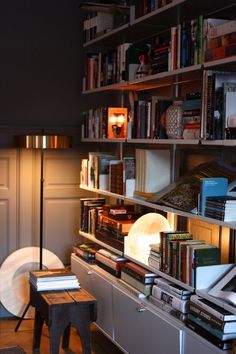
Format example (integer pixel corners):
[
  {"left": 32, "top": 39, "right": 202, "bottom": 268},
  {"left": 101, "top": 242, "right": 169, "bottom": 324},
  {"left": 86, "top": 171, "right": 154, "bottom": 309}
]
[{"left": 125, "top": 213, "right": 170, "bottom": 265}]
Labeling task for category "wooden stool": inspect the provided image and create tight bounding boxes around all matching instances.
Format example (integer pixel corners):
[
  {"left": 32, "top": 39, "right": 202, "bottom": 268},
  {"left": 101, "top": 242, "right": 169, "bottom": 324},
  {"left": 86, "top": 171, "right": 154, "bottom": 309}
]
[{"left": 30, "top": 286, "right": 97, "bottom": 354}]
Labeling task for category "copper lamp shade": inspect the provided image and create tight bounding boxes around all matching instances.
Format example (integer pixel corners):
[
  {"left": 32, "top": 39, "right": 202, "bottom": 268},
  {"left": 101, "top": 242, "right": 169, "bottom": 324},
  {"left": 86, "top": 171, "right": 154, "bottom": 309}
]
[{"left": 16, "top": 135, "right": 72, "bottom": 149}]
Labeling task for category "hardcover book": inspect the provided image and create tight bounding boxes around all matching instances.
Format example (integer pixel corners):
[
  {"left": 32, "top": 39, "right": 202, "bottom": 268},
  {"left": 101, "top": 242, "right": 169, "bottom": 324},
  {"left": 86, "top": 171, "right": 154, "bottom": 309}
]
[{"left": 200, "top": 177, "right": 228, "bottom": 215}]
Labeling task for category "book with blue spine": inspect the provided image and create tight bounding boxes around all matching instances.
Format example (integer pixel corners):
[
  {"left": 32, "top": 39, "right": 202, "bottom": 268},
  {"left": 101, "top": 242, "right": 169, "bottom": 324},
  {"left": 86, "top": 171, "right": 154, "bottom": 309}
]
[{"left": 200, "top": 177, "right": 228, "bottom": 215}]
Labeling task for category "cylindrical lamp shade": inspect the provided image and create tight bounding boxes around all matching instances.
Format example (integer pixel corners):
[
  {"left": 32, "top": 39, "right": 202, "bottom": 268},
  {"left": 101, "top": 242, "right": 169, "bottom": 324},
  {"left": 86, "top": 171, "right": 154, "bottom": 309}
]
[{"left": 16, "top": 135, "right": 72, "bottom": 149}]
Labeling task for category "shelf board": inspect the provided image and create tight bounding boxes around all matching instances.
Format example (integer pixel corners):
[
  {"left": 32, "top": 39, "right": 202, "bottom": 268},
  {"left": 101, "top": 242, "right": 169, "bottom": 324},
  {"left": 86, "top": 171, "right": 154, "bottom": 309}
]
[
  {"left": 81, "top": 138, "right": 126, "bottom": 143},
  {"left": 201, "top": 139, "right": 236, "bottom": 146},
  {"left": 203, "top": 55, "right": 236, "bottom": 71},
  {"left": 79, "top": 184, "right": 125, "bottom": 200},
  {"left": 78, "top": 230, "right": 124, "bottom": 256},
  {"left": 127, "top": 138, "right": 200, "bottom": 145}
]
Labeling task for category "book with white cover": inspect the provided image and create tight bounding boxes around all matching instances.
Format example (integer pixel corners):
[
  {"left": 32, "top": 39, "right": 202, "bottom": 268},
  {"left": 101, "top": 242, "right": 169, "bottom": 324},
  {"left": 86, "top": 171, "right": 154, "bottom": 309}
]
[{"left": 135, "top": 149, "right": 170, "bottom": 194}]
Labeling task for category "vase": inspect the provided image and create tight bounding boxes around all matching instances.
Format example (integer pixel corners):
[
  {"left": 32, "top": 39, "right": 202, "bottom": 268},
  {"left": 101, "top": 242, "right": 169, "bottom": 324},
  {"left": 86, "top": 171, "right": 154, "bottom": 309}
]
[{"left": 166, "top": 101, "right": 183, "bottom": 139}]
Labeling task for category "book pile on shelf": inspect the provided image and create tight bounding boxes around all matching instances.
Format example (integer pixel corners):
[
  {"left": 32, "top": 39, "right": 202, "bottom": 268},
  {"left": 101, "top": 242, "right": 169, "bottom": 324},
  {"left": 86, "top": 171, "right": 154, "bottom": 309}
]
[
  {"left": 149, "top": 277, "right": 192, "bottom": 322},
  {"left": 73, "top": 243, "right": 100, "bottom": 263},
  {"left": 148, "top": 231, "right": 221, "bottom": 287},
  {"left": 182, "top": 92, "right": 201, "bottom": 140},
  {"left": 95, "top": 249, "right": 128, "bottom": 277},
  {"left": 205, "top": 195, "right": 236, "bottom": 222},
  {"left": 96, "top": 204, "right": 140, "bottom": 252},
  {"left": 80, "top": 197, "right": 106, "bottom": 235},
  {"left": 120, "top": 262, "right": 157, "bottom": 297},
  {"left": 82, "top": 2, "right": 130, "bottom": 43},
  {"left": 202, "top": 70, "right": 236, "bottom": 140},
  {"left": 134, "top": 149, "right": 170, "bottom": 200},
  {"left": 29, "top": 269, "right": 80, "bottom": 292},
  {"left": 204, "top": 18, "right": 236, "bottom": 63},
  {"left": 80, "top": 152, "right": 135, "bottom": 197},
  {"left": 187, "top": 295, "right": 236, "bottom": 350}
]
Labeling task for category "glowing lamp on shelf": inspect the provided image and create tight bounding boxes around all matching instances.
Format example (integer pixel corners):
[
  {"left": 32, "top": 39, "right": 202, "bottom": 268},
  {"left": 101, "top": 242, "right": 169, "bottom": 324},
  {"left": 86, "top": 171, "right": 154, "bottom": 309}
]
[
  {"left": 108, "top": 107, "right": 128, "bottom": 139},
  {"left": 124, "top": 213, "right": 171, "bottom": 265}
]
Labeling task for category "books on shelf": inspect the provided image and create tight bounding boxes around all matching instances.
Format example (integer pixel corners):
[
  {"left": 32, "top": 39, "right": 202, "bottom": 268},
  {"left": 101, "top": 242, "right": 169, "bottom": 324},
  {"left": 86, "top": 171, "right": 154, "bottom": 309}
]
[
  {"left": 205, "top": 195, "right": 236, "bottom": 221},
  {"left": 135, "top": 149, "right": 170, "bottom": 195},
  {"left": 148, "top": 159, "right": 236, "bottom": 213},
  {"left": 29, "top": 269, "right": 80, "bottom": 291},
  {"left": 80, "top": 197, "right": 105, "bottom": 234},
  {"left": 95, "top": 249, "right": 127, "bottom": 277},
  {"left": 151, "top": 284, "right": 189, "bottom": 314},
  {"left": 199, "top": 177, "right": 228, "bottom": 216},
  {"left": 73, "top": 243, "right": 99, "bottom": 263},
  {"left": 121, "top": 262, "right": 157, "bottom": 285}
]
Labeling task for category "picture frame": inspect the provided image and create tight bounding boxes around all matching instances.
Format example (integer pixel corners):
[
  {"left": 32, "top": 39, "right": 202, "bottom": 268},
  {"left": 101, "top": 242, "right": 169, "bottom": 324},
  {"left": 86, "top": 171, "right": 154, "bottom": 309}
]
[{"left": 208, "top": 265, "right": 236, "bottom": 306}]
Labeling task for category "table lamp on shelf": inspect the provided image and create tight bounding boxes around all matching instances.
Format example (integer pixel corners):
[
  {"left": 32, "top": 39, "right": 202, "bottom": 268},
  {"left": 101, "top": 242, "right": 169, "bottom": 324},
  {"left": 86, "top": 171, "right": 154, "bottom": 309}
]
[
  {"left": 108, "top": 107, "right": 128, "bottom": 139},
  {"left": 124, "top": 212, "right": 171, "bottom": 265}
]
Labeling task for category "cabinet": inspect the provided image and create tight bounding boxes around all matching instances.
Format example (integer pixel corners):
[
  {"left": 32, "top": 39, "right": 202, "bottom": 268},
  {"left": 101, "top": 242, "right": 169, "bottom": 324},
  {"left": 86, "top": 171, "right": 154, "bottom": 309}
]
[{"left": 77, "top": 1, "right": 236, "bottom": 353}]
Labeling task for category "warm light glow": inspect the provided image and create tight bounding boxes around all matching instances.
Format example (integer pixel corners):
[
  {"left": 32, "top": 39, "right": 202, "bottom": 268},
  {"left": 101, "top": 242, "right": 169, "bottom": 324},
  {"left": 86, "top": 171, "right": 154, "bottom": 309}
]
[
  {"left": 125, "top": 213, "right": 170, "bottom": 265},
  {"left": 16, "top": 135, "right": 72, "bottom": 149},
  {"left": 108, "top": 107, "right": 128, "bottom": 139}
]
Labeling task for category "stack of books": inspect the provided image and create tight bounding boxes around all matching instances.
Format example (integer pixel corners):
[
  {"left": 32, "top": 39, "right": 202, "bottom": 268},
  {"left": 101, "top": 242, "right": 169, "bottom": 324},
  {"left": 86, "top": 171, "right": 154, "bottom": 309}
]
[
  {"left": 187, "top": 295, "right": 236, "bottom": 350},
  {"left": 95, "top": 249, "right": 127, "bottom": 277},
  {"left": 29, "top": 269, "right": 80, "bottom": 291},
  {"left": 120, "top": 262, "right": 157, "bottom": 296},
  {"left": 149, "top": 277, "right": 192, "bottom": 321},
  {"left": 72, "top": 243, "right": 99, "bottom": 263},
  {"left": 205, "top": 195, "right": 236, "bottom": 222}
]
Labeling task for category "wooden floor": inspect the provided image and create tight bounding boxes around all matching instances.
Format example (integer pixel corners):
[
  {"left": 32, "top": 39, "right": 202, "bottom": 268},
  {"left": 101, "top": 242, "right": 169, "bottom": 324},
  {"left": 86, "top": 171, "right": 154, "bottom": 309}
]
[{"left": 0, "top": 318, "right": 124, "bottom": 354}]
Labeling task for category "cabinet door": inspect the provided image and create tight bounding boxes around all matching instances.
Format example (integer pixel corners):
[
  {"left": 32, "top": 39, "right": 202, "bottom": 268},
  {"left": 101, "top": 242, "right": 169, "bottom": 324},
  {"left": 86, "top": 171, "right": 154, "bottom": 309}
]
[
  {"left": 113, "top": 286, "right": 183, "bottom": 354},
  {"left": 71, "top": 255, "right": 93, "bottom": 293},
  {"left": 90, "top": 271, "right": 114, "bottom": 338},
  {"left": 184, "top": 331, "right": 224, "bottom": 354}
]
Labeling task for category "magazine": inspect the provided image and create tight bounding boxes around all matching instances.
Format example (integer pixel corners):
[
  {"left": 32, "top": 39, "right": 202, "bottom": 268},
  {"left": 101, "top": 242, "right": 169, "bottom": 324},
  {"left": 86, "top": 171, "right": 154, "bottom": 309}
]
[{"left": 148, "top": 160, "right": 236, "bottom": 213}]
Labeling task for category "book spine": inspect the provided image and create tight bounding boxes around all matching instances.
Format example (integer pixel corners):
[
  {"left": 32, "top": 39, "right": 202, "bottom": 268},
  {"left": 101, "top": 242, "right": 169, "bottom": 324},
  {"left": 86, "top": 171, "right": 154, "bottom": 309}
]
[
  {"left": 121, "top": 271, "right": 152, "bottom": 296},
  {"left": 189, "top": 301, "right": 234, "bottom": 333},
  {"left": 151, "top": 285, "right": 189, "bottom": 313},
  {"left": 121, "top": 264, "right": 155, "bottom": 284},
  {"left": 190, "top": 296, "right": 231, "bottom": 321}
]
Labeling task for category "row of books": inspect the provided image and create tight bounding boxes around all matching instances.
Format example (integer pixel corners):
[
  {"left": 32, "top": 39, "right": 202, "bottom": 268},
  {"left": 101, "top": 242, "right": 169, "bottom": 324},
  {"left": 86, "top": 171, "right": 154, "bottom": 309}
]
[
  {"left": 83, "top": 3, "right": 130, "bottom": 43},
  {"left": 202, "top": 70, "right": 236, "bottom": 140},
  {"left": 79, "top": 200, "right": 140, "bottom": 252},
  {"left": 187, "top": 294, "right": 236, "bottom": 350},
  {"left": 148, "top": 231, "right": 221, "bottom": 287},
  {"left": 29, "top": 268, "right": 80, "bottom": 291},
  {"left": 80, "top": 149, "right": 173, "bottom": 200},
  {"left": 131, "top": 0, "right": 174, "bottom": 20},
  {"left": 80, "top": 152, "right": 135, "bottom": 196},
  {"left": 130, "top": 93, "right": 201, "bottom": 140},
  {"left": 84, "top": 16, "right": 236, "bottom": 91}
]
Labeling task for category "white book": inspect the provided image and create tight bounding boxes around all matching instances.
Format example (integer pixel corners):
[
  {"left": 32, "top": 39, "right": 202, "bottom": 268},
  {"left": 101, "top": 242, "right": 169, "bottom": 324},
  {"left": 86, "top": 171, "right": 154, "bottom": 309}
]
[{"left": 151, "top": 285, "right": 189, "bottom": 313}]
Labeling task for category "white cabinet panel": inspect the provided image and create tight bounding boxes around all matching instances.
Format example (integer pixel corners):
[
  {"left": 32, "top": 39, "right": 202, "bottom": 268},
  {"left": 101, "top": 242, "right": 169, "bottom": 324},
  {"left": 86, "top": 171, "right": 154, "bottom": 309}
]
[
  {"left": 90, "top": 271, "right": 113, "bottom": 338},
  {"left": 184, "top": 330, "right": 226, "bottom": 354},
  {"left": 113, "top": 285, "right": 183, "bottom": 354},
  {"left": 71, "top": 254, "right": 93, "bottom": 293}
]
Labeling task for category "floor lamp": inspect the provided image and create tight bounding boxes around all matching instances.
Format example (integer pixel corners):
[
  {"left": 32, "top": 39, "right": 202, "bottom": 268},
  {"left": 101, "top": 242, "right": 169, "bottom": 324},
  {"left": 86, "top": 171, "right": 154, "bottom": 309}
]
[{"left": 14, "top": 134, "right": 71, "bottom": 331}]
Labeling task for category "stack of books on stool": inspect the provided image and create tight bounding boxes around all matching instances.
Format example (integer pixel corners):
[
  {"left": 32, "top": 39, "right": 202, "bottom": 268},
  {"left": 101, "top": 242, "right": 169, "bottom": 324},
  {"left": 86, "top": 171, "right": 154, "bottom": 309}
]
[{"left": 29, "top": 268, "right": 80, "bottom": 291}]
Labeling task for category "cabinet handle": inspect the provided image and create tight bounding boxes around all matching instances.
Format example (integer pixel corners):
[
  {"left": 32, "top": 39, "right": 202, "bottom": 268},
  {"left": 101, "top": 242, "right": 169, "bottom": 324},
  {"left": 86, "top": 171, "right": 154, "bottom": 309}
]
[
  {"left": 137, "top": 306, "right": 146, "bottom": 313},
  {"left": 87, "top": 271, "right": 92, "bottom": 275}
]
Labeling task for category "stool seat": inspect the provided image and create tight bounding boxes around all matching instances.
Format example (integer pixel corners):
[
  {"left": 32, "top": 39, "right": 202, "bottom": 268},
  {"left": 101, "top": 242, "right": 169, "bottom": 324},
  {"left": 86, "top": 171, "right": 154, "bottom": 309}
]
[{"left": 30, "top": 286, "right": 97, "bottom": 354}]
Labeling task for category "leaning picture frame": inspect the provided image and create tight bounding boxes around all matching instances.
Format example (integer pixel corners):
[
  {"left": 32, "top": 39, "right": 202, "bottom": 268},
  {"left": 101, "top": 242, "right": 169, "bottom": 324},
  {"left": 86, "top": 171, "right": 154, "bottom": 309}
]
[{"left": 208, "top": 265, "right": 236, "bottom": 306}]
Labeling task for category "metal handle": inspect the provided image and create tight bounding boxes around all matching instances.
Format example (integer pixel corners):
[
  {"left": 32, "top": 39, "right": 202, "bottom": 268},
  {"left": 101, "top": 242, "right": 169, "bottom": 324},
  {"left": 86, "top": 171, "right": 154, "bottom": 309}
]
[
  {"left": 87, "top": 271, "right": 92, "bottom": 275},
  {"left": 137, "top": 306, "right": 146, "bottom": 313}
]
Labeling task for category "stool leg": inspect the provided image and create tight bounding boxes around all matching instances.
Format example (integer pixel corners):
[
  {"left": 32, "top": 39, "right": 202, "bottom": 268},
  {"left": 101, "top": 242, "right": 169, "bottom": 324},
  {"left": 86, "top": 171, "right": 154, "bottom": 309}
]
[
  {"left": 48, "top": 324, "right": 63, "bottom": 354},
  {"left": 33, "top": 309, "right": 44, "bottom": 351},
  {"left": 62, "top": 323, "right": 71, "bottom": 349},
  {"left": 74, "top": 306, "right": 91, "bottom": 354}
]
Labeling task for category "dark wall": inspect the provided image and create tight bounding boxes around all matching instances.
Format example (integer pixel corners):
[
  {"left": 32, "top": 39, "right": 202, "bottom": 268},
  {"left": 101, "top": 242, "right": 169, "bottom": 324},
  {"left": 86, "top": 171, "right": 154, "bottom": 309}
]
[{"left": 0, "top": 0, "right": 82, "bottom": 127}]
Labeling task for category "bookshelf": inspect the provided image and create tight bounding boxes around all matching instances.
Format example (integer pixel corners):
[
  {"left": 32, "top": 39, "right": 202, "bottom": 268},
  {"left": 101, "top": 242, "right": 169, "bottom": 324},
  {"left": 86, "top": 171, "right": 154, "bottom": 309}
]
[{"left": 74, "top": 1, "right": 236, "bottom": 353}]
